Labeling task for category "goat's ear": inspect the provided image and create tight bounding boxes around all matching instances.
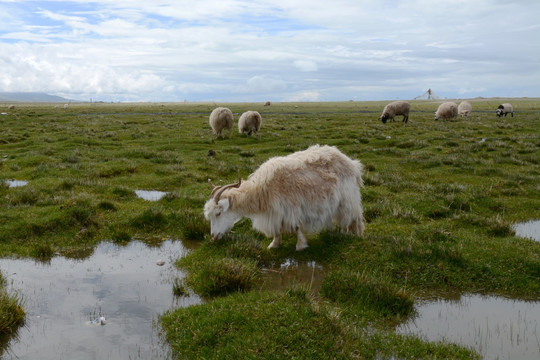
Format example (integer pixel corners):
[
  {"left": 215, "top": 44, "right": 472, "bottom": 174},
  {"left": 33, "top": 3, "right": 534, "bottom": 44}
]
[{"left": 218, "top": 198, "right": 230, "bottom": 212}]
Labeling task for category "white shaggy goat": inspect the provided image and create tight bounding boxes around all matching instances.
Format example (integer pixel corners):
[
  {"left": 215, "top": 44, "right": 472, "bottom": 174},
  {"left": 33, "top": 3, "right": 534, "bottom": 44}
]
[
  {"left": 435, "top": 102, "right": 458, "bottom": 121},
  {"left": 238, "top": 111, "right": 262, "bottom": 135},
  {"left": 458, "top": 101, "right": 472, "bottom": 118},
  {"left": 496, "top": 103, "right": 514, "bottom": 117},
  {"left": 209, "top": 107, "right": 234, "bottom": 138},
  {"left": 204, "top": 145, "right": 365, "bottom": 251},
  {"left": 379, "top": 100, "right": 410, "bottom": 124}
]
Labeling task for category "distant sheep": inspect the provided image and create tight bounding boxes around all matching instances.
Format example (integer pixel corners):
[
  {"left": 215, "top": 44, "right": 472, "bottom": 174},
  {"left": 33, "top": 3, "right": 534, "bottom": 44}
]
[
  {"left": 8, "top": 104, "right": 15, "bottom": 110},
  {"left": 379, "top": 101, "right": 410, "bottom": 124},
  {"left": 264, "top": 101, "right": 271, "bottom": 106},
  {"left": 496, "top": 103, "right": 513, "bottom": 117},
  {"left": 458, "top": 101, "right": 472, "bottom": 118},
  {"left": 435, "top": 102, "right": 458, "bottom": 121},
  {"left": 63, "top": 104, "right": 69, "bottom": 109},
  {"left": 238, "top": 111, "right": 262, "bottom": 135},
  {"left": 209, "top": 107, "right": 234, "bottom": 138}
]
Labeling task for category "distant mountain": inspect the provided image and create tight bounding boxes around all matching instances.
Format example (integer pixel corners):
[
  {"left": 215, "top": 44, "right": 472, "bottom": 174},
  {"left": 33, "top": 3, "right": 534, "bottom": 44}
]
[{"left": 0, "top": 92, "right": 74, "bottom": 103}]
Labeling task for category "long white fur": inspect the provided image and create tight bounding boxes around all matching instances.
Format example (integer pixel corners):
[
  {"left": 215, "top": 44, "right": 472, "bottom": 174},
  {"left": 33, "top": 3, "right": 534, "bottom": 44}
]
[{"left": 204, "top": 145, "right": 365, "bottom": 250}]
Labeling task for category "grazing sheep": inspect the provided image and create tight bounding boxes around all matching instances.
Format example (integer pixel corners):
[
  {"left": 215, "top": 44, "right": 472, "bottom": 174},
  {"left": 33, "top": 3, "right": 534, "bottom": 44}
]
[
  {"left": 8, "top": 104, "right": 15, "bottom": 110},
  {"left": 209, "top": 107, "right": 234, "bottom": 138},
  {"left": 264, "top": 101, "right": 271, "bottom": 106},
  {"left": 238, "top": 111, "right": 262, "bottom": 135},
  {"left": 204, "top": 145, "right": 365, "bottom": 251},
  {"left": 496, "top": 103, "right": 514, "bottom": 117},
  {"left": 435, "top": 102, "right": 458, "bottom": 121},
  {"left": 379, "top": 101, "right": 410, "bottom": 124},
  {"left": 63, "top": 104, "right": 69, "bottom": 109},
  {"left": 458, "top": 101, "right": 472, "bottom": 118}
]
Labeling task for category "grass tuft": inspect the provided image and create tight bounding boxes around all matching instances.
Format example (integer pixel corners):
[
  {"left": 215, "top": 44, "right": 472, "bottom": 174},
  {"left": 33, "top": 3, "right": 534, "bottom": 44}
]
[
  {"left": 172, "top": 278, "right": 190, "bottom": 297},
  {"left": 30, "top": 241, "right": 55, "bottom": 260},
  {"left": 0, "top": 288, "right": 25, "bottom": 334},
  {"left": 183, "top": 257, "right": 260, "bottom": 297},
  {"left": 130, "top": 208, "right": 168, "bottom": 230},
  {"left": 321, "top": 270, "right": 414, "bottom": 317}
]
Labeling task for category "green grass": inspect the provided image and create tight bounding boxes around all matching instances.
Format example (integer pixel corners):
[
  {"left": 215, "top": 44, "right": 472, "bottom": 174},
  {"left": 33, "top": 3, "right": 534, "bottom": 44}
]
[
  {"left": 0, "top": 273, "right": 25, "bottom": 338},
  {"left": 161, "top": 288, "right": 479, "bottom": 359},
  {"left": 1, "top": 99, "right": 540, "bottom": 357}
]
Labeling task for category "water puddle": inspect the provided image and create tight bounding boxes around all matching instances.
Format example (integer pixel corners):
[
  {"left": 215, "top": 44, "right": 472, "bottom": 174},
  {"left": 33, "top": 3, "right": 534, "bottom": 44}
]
[
  {"left": 513, "top": 220, "right": 540, "bottom": 242},
  {"left": 396, "top": 294, "right": 540, "bottom": 359},
  {"left": 262, "top": 259, "right": 325, "bottom": 292},
  {"left": 135, "top": 190, "right": 167, "bottom": 201},
  {"left": 3, "top": 180, "right": 28, "bottom": 188},
  {"left": 0, "top": 239, "right": 201, "bottom": 359}
]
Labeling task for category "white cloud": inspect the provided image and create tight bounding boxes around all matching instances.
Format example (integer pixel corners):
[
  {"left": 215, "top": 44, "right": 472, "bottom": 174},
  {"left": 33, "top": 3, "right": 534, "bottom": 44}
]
[
  {"left": 294, "top": 60, "right": 318, "bottom": 72},
  {"left": 288, "top": 91, "right": 320, "bottom": 102},
  {"left": 246, "top": 75, "right": 287, "bottom": 94},
  {"left": 0, "top": 0, "right": 538, "bottom": 101}
]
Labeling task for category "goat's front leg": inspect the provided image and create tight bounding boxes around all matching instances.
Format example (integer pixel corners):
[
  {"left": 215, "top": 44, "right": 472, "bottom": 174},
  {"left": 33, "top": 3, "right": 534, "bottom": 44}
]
[
  {"left": 295, "top": 227, "right": 308, "bottom": 251},
  {"left": 267, "top": 234, "right": 282, "bottom": 249}
]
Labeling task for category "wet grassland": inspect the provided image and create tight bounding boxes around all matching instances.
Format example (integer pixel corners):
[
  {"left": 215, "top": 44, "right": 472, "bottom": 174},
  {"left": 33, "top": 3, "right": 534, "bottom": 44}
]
[{"left": 1, "top": 99, "right": 540, "bottom": 358}]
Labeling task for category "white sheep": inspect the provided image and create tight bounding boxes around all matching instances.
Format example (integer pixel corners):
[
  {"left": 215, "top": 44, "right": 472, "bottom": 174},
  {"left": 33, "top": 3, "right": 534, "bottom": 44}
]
[
  {"left": 209, "top": 107, "right": 234, "bottom": 138},
  {"left": 204, "top": 145, "right": 365, "bottom": 251},
  {"left": 8, "top": 104, "right": 15, "bottom": 110},
  {"left": 379, "top": 100, "right": 410, "bottom": 124},
  {"left": 496, "top": 103, "right": 514, "bottom": 117},
  {"left": 238, "top": 111, "right": 262, "bottom": 135},
  {"left": 63, "top": 104, "right": 69, "bottom": 109},
  {"left": 458, "top": 101, "right": 472, "bottom": 118},
  {"left": 435, "top": 102, "right": 458, "bottom": 121}
]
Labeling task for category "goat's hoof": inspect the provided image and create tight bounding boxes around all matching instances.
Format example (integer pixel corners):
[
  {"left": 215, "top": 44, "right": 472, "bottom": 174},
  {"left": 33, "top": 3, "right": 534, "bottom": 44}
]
[{"left": 295, "top": 244, "right": 308, "bottom": 251}]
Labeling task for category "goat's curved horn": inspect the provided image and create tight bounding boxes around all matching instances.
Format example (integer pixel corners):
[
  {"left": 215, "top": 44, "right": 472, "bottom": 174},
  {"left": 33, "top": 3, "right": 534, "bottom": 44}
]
[
  {"left": 213, "top": 171, "right": 242, "bottom": 203},
  {"left": 208, "top": 179, "right": 221, "bottom": 199}
]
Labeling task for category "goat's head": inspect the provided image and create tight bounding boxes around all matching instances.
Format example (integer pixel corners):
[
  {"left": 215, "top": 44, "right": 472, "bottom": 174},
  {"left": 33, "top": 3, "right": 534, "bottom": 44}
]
[{"left": 203, "top": 171, "right": 242, "bottom": 241}]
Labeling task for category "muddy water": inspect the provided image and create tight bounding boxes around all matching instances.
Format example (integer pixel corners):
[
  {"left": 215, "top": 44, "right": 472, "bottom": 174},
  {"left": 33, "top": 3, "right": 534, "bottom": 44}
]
[
  {"left": 396, "top": 294, "right": 540, "bottom": 360},
  {"left": 0, "top": 239, "right": 201, "bottom": 359},
  {"left": 513, "top": 220, "right": 540, "bottom": 242}
]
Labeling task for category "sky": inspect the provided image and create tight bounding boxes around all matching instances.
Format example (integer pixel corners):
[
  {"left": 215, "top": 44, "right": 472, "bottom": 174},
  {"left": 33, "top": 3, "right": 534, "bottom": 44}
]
[{"left": 0, "top": 0, "right": 539, "bottom": 102}]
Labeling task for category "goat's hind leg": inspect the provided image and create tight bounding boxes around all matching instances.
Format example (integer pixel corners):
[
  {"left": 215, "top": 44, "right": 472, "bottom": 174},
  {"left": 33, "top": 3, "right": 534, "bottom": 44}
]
[
  {"left": 267, "top": 234, "right": 282, "bottom": 249},
  {"left": 295, "top": 227, "right": 308, "bottom": 251}
]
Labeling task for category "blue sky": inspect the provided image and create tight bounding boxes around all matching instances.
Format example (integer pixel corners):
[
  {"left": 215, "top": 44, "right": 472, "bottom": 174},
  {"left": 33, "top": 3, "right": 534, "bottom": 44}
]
[{"left": 1, "top": 0, "right": 539, "bottom": 102}]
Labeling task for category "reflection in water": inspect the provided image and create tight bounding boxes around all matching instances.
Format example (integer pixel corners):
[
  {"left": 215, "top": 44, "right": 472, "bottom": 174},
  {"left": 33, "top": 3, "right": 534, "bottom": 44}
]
[
  {"left": 396, "top": 294, "right": 540, "bottom": 360},
  {"left": 0, "top": 240, "right": 201, "bottom": 359},
  {"left": 513, "top": 220, "right": 540, "bottom": 242},
  {"left": 135, "top": 190, "right": 167, "bottom": 201},
  {"left": 262, "top": 258, "right": 325, "bottom": 292}
]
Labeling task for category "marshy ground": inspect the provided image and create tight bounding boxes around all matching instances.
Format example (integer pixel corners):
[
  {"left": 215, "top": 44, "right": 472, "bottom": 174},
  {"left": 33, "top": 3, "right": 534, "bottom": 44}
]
[{"left": 1, "top": 99, "right": 539, "bottom": 359}]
